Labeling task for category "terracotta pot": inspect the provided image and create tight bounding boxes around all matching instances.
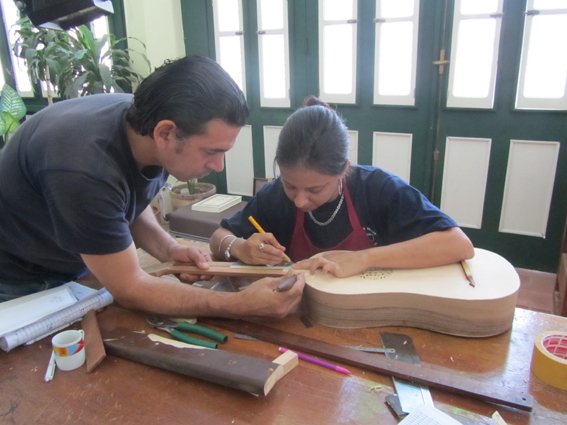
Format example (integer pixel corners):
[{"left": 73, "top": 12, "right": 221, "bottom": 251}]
[{"left": 169, "top": 182, "right": 216, "bottom": 211}]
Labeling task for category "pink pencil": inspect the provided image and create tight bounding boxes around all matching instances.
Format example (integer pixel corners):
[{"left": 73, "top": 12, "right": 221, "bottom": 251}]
[{"left": 278, "top": 347, "right": 352, "bottom": 375}]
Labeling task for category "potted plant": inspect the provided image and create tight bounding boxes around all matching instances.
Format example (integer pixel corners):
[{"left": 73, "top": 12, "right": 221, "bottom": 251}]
[
  {"left": 12, "top": 16, "right": 149, "bottom": 102},
  {"left": 0, "top": 84, "right": 27, "bottom": 149},
  {"left": 169, "top": 178, "right": 216, "bottom": 211}
]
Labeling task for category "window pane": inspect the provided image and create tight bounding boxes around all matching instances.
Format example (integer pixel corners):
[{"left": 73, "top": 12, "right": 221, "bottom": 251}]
[
  {"left": 323, "top": 24, "right": 353, "bottom": 94},
  {"left": 91, "top": 16, "right": 110, "bottom": 68},
  {"left": 323, "top": 0, "right": 355, "bottom": 20},
  {"left": 523, "top": 15, "right": 567, "bottom": 98},
  {"left": 460, "top": 0, "right": 499, "bottom": 15},
  {"left": 259, "top": 0, "right": 283, "bottom": 29},
  {"left": 1, "top": 0, "right": 33, "bottom": 95},
  {"left": 212, "top": 0, "right": 246, "bottom": 97},
  {"left": 216, "top": 0, "right": 241, "bottom": 31},
  {"left": 374, "top": 0, "right": 419, "bottom": 105},
  {"left": 377, "top": 22, "right": 412, "bottom": 96},
  {"left": 218, "top": 36, "right": 244, "bottom": 90},
  {"left": 533, "top": 0, "right": 567, "bottom": 10},
  {"left": 379, "top": 0, "right": 414, "bottom": 18},
  {"left": 260, "top": 34, "right": 286, "bottom": 98},
  {"left": 452, "top": 19, "right": 496, "bottom": 98}
]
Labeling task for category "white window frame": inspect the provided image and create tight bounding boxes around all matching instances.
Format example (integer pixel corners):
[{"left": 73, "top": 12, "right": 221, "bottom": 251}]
[
  {"left": 446, "top": 0, "right": 503, "bottom": 109},
  {"left": 257, "top": 0, "right": 290, "bottom": 107},
  {"left": 318, "top": 0, "right": 358, "bottom": 104},
  {"left": 515, "top": 2, "right": 567, "bottom": 110},
  {"left": 373, "top": 0, "right": 420, "bottom": 106},
  {"left": 212, "top": 0, "right": 247, "bottom": 98},
  {"left": 0, "top": 0, "right": 33, "bottom": 97}
]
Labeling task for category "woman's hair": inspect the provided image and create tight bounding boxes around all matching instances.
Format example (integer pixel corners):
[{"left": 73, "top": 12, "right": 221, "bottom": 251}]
[
  {"left": 125, "top": 55, "right": 248, "bottom": 137},
  {"left": 275, "top": 96, "right": 349, "bottom": 175}
]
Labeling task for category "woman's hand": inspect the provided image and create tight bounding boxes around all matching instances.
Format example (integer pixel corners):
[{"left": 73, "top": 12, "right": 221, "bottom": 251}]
[
  {"left": 293, "top": 250, "right": 369, "bottom": 278},
  {"left": 232, "top": 233, "right": 290, "bottom": 266}
]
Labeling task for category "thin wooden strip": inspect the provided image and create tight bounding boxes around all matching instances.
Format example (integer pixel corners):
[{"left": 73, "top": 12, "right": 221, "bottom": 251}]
[
  {"left": 204, "top": 319, "right": 533, "bottom": 412},
  {"left": 147, "top": 261, "right": 289, "bottom": 277},
  {"left": 82, "top": 310, "right": 106, "bottom": 373}
]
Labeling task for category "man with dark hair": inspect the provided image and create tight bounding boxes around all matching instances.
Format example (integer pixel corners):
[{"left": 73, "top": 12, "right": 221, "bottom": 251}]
[{"left": 0, "top": 56, "right": 304, "bottom": 318}]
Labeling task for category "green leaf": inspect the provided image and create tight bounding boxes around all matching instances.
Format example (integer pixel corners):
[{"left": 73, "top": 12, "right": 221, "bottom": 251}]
[{"left": 0, "top": 85, "right": 27, "bottom": 120}]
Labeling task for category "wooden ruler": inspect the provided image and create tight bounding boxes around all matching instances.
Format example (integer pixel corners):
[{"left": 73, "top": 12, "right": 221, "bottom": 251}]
[{"left": 204, "top": 319, "right": 533, "bottom": 412}]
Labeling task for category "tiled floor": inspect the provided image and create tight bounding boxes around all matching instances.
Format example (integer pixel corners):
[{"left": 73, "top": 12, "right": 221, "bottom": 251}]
[{"left": 516, "top": 268, "right": 557, "bottom": 314}]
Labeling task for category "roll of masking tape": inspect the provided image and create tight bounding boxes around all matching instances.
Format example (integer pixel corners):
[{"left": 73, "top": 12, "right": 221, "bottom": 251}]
[{"left": 531, "top": 331, "right": 567, "bottom": 390}]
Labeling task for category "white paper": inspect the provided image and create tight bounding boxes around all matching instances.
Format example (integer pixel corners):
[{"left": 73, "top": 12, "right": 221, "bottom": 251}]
[
  {"left": 399, "top": 406, "right": 464, "bottom": 425},
  {"left": 0, "top": 284, "right": 77, "bottom": 337}
]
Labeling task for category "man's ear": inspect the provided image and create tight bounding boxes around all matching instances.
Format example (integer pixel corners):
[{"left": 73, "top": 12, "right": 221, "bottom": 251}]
[{"left": 153, "top": 120, "right": 177, "bottom": 149}]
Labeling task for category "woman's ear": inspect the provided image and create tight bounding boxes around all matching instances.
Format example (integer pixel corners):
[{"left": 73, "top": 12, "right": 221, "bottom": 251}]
[{"left": 340, "top": 159, "right": 351, "bottom": 177}]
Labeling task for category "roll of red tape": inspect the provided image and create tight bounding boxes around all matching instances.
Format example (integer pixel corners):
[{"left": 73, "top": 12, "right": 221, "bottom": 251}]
[{"left": 531, "top": 331, "right": 567, "bottom": 390}]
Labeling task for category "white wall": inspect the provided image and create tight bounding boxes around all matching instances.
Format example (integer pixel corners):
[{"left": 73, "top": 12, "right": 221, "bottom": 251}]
[{"left": 123, "top": 0, "right": 186, "bottom": 76}]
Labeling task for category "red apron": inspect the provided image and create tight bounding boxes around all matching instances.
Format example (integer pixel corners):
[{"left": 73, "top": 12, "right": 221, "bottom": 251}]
[{"left": 288, "top": 182, "right": 374, "bottom": 261}]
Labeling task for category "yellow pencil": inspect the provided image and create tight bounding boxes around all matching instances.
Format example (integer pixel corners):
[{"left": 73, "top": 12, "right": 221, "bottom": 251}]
[
  {"left": 460, "top": 260, "right": 475, "bottom": 287},
  {"left": 248, "top": 215, "right": 266, "bottom": 233},
  {"left": 248, "top": 215, "right": 292, "bottom": 263}
]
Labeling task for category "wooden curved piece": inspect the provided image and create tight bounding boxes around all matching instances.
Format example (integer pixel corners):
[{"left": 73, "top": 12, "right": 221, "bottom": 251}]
[
  {"left": 103, "top": 328, "right": 297, "bottom": 396},
  {"left": 303, "top": 249, "right": 519, "bottom": 337}
]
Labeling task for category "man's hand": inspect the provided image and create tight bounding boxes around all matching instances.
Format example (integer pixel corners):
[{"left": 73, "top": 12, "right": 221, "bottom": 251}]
[
  {"left": 167, "top": 244, "right": 212, "bottom": 282},
  {"left": 234, "top": 273, "right": 305, "bottom": 318}
]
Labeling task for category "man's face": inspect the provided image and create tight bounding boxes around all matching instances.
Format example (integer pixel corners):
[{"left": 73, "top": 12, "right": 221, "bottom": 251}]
[{"left": 162, "top": 119, "right": 241, "bottom": 181}]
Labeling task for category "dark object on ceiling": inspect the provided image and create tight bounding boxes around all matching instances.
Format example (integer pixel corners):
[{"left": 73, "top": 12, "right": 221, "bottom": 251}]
[{"left": 15, "top": 0, "right": 114, "bottom": 31}]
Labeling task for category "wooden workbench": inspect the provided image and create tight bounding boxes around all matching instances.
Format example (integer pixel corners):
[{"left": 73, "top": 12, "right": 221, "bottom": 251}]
[{"left": 1, "top": 305, "right": 566, "bottom": 424}]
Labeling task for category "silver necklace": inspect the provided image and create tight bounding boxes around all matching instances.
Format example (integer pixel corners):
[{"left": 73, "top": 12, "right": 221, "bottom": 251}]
[{"left": 308, "top": 192, "right": 344, "bottom": 226}]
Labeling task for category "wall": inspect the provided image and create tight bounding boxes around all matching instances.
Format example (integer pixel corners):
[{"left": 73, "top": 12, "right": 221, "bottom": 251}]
[{"left": 123, "top": 0, "right": 186, "bottom": 75}]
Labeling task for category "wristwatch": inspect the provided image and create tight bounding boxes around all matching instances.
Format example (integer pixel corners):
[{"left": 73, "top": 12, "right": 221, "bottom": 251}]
[{"left": 224, "top": 237, "right": 239, "bottom": 261}]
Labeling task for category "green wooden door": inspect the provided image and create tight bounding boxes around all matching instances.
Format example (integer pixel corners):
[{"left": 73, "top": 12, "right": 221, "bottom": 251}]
[{"left": 182, "top": 0, "right": 566, "bottom": 271}]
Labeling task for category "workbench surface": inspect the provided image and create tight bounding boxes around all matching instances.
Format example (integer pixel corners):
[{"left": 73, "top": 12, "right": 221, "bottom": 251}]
[{"left": 1, "top": 304, "right": 566, "bottom": 425}]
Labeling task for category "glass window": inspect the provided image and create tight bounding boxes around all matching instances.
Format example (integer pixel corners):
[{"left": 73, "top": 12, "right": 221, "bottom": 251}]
[
  {"left": 447, "top": 0, "right": 503, "bottom": 108},
  {"left": 318, "top": 0, "right": 357, "bottom": 104},
  {"left": 257, "top": 0, "right": 290, "bottom": 107},
  {"left": 212, "top": 0, "right": 246, "bottom": 97},
  {"left": 0, "top": 0, "right": 33, "bottom": 96},
  {"left": 374, "top": 0, "right": 420, "bottom": 106},
  {"left": 516, "top": 0, "right": 567, "bottom": 110}
]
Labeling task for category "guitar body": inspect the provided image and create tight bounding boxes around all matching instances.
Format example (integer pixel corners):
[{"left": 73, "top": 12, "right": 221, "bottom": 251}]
[{"left": 303, "top": 248, "right": 519, "bottom": 337}]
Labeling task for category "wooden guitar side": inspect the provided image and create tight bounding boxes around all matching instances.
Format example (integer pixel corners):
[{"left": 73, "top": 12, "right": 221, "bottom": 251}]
[{"left": 303, "top": 248, "right": 520, "bottom": 337}]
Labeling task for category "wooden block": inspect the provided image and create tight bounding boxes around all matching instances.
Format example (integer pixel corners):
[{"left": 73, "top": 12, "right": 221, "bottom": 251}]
[
  {"left": 272, "top": 349, "right": 298, "bottom": 375},
  {"left": 82, "top": 309, "right": 106, "bottom": 373}
]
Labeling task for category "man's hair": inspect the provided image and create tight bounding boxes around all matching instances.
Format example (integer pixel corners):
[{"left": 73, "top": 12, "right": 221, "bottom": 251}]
[{"left": 125, "top": 56, "right": 248, "bottom": 137}]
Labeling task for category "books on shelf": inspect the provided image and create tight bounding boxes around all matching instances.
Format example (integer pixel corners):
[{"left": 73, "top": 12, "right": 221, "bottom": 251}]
[{"left": 191, "top": 194, "right": 242, "bottom": 213}]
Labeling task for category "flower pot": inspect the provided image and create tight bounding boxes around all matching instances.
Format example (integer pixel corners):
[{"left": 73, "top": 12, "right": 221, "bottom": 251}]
[{"left": 169, "top": 182, "right": 216, "bottom": 211}]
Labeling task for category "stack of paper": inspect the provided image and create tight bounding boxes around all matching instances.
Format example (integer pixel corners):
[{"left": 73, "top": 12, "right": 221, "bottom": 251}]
[
  {"left": 191, "top": 194, "right": 242, "bottom": 213},
  {"left": 0, "top": 282, "right": 113, "bottom": 352}
]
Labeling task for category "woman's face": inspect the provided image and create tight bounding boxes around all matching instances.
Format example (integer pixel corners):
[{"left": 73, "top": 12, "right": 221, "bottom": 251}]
[{"left": 279, "top": 164, "right": 342, "bottom": 212}]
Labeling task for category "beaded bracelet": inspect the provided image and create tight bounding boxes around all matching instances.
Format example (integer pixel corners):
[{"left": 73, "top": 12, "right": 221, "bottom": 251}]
[
  {"left": 224, "top": 236, "right": 240, "bottom": 261},
  {"left": 217, "top": 234, "right": 236, "bottom": 257}
]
